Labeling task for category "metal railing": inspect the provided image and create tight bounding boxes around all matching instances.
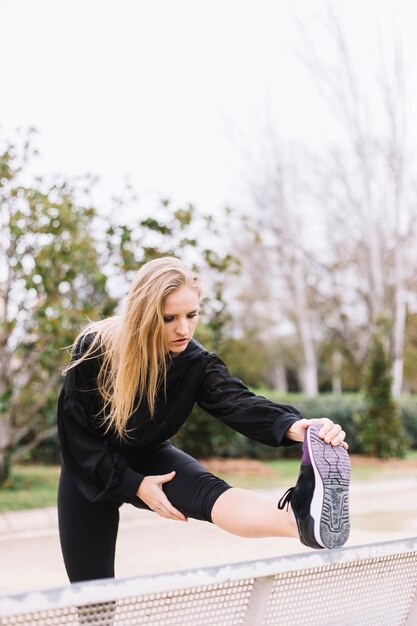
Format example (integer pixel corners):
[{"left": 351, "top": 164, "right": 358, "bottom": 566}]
[{"left": 1, "top": 536, "right": 417, "bottom": 625}]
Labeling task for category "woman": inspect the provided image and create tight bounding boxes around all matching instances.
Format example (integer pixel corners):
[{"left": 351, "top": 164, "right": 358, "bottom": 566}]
[{"left": 57, "top": 256, "right": 350, "bottom": 584}]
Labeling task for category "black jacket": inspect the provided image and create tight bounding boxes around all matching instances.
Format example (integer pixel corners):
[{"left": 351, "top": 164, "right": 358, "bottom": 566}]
[{"left": 57, "top": 336, "right": 302, "bottom": 503}]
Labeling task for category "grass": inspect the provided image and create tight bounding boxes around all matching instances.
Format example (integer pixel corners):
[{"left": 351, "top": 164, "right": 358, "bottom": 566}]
[
  {"left": 0, "top": 452, "right": 416, "bottom": 512},
  {"left": 0, "top": 465, "right": 61, "bottom": 513},
  {"left": 208, "top": 450, "right": 417, "bottom": 490}
]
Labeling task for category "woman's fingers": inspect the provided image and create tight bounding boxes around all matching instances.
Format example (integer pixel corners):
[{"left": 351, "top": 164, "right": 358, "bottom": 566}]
[
  {"left": 153, "top": 493, "right": 187, "bottom": 521},
  {"left": 286, "top": 418, "right": 348, "bottom": 447},
  {"left": 157, "top": 497, "right": 188, "bottom": 522},
  {"left": 141, "top": 472, "right": 188, "bottom": 521},
  {"left": 156, "top": 471, "right": 187, "bottom": 520},
  {"left": 157, "top": 470, "right": 176, "bottom": 484},
  {"left": 319, "top": 421, "right": 341, "bottom": 441},
  {"left": 284, "top": 419, "right": 309, "bottom": 442},
  {"left": 309, "top": 418, "right": 348, "bottom": 447}
]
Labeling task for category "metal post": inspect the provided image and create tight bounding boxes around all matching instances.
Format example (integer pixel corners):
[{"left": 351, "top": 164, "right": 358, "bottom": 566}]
[
  {"left": 405, "top": 586, "right": 417, "bottom": 625},
  {"left": 242, "top": 575, "right": 275, "bottom": 626}
]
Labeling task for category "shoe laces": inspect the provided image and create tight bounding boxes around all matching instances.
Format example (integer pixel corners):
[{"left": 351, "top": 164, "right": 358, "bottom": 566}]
[{"left": 277, "top": 487, "right": 294, "bottom": 511}]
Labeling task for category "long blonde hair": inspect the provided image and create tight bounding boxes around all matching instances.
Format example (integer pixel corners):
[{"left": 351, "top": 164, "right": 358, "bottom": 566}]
[{"left": 63, "top": 257, "right": 202, "bottom": 438}]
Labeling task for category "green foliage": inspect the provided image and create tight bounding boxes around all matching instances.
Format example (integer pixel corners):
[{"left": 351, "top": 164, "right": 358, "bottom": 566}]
[
  {"left": 268, "top": 392, "right": 365, "bottom": 453},
  {"left": 3, "top": 131, "right": 416, "bottom": 475},
  {"left": 0, "top": 134, "right": 115, "bottom": 483},
  {"left": 404, "top": 312, "right": 417, "bottom": 393},
  {"left": 172, "top": 389, "right": 416, "bottom": 460},
  {"left": 398, "top": 396, "right": 417, "bottom": 449},
  {"left": 217, "top": 336, "right": 273, "bottom": 388},
  {"left": 0, "top": 131, "right": 239, "bottom": 483},
  {"left": 200, "top": 248, "right": 240, "bottom": 352},
  {"left": 356, "top": 331, "right": 409, "bottom": 458},
  {"left": 317, "top": 340, "right": 362, "bottom": 392},
  {"left": 20, "top": 433, "right": 61, "bottom": 465},
  {"left": 0, "top": 464, "right": 60, "bottom": 512},
  {"left": 27, "top": 390, "right": 417, "bottom": 463},
  {"left": 191, "top": 331, "right": 273, "bottom": 388},
  {"left": 172, "top": 405, "right": 238, "bottom": 459}
]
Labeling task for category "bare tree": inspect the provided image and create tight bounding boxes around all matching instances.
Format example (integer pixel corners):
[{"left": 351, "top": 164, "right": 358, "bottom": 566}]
[
  {"left": 379, "top": 34, "right": 417, "bottom": 395},
  {"left": 247, "top": 150, "right": 320, "bottom": 396},
  {"left": 227, "top": 222, "right": 293, "bottom": 393},
  {"left": 299, "top": 3, "right": 417, "bottom": 395}
]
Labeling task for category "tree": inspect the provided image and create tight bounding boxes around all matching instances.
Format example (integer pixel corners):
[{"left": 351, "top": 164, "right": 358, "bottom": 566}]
[
  {"left": 0, "top": 133, "right": 115, "bottom": 483},
  {"left": 357, "top": 325, "right": 408, "bottom": 458},
  {"left": 403, "top": 312, "right": 417, "bottom": 393},
  {"left": 244, "top": 150, "right": 320, "bottom": 396},
  {"left": 0, "top": 133, "right": 238, "bottom": 483},
  {"left": 298, "top": 3, "right": 417, "bottom": 396},
  {"left": 99, "top": 195, "right": 240, "bottom": 353}
]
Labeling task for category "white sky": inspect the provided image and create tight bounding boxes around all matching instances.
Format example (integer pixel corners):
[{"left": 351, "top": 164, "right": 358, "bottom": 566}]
[{"left": 1, "top": 0, "right": 416, "bottom": 217}]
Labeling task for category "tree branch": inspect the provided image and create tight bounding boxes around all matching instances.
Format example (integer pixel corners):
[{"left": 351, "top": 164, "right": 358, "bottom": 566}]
[{"left": 10, "top": 425, "right": 57, "bottom": 464}]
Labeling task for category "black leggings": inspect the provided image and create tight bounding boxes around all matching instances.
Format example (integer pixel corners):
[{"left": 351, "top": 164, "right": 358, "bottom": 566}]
[{"left": 58, "top": 441, "right": 231, "bottom": 583}]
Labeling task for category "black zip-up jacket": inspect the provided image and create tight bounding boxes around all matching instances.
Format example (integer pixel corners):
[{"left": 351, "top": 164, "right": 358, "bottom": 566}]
[{"left": 57, "top": 336, "right": 302, "bottom": 503}]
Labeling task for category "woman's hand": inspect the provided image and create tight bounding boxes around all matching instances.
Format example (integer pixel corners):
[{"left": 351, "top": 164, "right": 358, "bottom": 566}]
[
  {"left": 137, "top": 471, "right": 188, "bottom": 522},
  {"left": 286, "top": 418, "right": 348, "bottom": 449}
]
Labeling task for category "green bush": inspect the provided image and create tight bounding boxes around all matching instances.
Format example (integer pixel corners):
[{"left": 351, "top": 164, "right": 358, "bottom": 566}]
[
  {"left": 172, "top": 392, "right": 361, "bottom": 459},
  {"left": 171, "top": 404, "right": 238, "bottom": 458},
  {"left": 396, "top": 396, "right": 417, "bottom": 451},
  {"left": 27, "top": 391, "right": 417, "bottom": 463},
  {"left": 267, "top": 392, "right": 363, "bottom": 449},
  {"left": 22, "top": 433, "right": 61, "bottom": 465},
  {"left": 355, "top": 333, "right": 409, "bottom": 458},
  {"left": 172, "top": 391, "right": 417, "bottom": 459}
]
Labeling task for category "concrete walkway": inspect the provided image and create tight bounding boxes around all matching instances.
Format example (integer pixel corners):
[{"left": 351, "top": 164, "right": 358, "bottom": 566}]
[{"left": 1, "top": 478, "right": 417, "bottom": 595}]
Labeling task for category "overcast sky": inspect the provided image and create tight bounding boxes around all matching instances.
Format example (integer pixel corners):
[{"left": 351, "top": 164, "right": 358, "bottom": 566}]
[{"left": 1, "top": 0, "right": 416, "bottom": 217}]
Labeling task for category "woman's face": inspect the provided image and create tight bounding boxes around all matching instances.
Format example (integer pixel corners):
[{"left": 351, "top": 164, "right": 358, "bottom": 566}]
[{"left": 163, "top": 285, "right": 200, "bottom": 353}]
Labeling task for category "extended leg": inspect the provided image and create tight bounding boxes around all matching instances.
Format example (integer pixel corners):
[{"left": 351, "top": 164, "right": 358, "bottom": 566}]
[
  {"left": 134, "top": 442, "right": 298, "bottom": 538},
  {"left": 211, "top": 487, "right": 298, "bottom": 538}
]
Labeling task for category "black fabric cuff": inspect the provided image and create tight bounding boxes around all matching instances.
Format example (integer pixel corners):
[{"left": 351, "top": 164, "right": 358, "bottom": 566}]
[
  {"left": 119, "top": 467, "right": 145, "bottom": 500},
  {"left": 272, "top": 413, "right": 303, "bottom": 446}
]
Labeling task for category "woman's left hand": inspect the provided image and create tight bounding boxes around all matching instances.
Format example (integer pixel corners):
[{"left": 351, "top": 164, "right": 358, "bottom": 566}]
[{"left": 286, "top": 417, "right": 348, "bottom": 449}]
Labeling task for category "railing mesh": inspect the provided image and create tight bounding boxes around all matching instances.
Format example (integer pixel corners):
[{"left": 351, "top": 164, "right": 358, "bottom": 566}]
[
  {"left": 264, "top": 552, "right": 417, "bottom": 626},
  {"left": 1, "top": 537, "right": 417, "bottom": 625}
]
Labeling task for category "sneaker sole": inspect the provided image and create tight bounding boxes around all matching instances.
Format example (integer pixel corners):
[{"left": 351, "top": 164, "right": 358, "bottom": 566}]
[{"left": 307, "top": 424, "right": 351, "bottom": 549}]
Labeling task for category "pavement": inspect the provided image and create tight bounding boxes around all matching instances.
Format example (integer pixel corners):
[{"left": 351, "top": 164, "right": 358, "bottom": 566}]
[{"left": 1, "top": 478, "right": 417, "bottom": 596}]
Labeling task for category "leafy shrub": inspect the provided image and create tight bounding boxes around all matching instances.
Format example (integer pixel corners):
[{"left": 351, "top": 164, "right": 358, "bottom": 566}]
[
  {"left": 397, "top": 396, "right": 417, "bottom": 451},
  {"left": 173, "top": 390, "right": 417, "bottom": 459},
  {"left": 27, "top": 391, "right": 417, "bottom": 463},
  {"left": 355, "top": 333, "right": 409, "bottom": 458}
]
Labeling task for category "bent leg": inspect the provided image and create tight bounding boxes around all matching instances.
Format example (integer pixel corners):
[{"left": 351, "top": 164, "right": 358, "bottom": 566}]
[{"left": 211, "top": 488, "right": 298, "bottom": 538}]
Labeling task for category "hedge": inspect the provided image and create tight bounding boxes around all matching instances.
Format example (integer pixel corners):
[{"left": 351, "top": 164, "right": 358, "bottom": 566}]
[
  {"left": 25, "top": 391, "right": 417, "bottom": 463},
  {"left": 172, "top": 391, "right": 417, "bottom": 459}
]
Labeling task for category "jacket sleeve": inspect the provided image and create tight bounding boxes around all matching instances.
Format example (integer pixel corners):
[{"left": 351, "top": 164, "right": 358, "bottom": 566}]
[
  {"left": 197, "top": 353, "right": 303, "bottom": 447},
  {"left": 57, "top": 335, "right": 144, "bottom": 503}
]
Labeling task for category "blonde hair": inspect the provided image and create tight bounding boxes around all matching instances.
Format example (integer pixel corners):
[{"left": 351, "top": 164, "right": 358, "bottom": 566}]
[{"left": 63, "top": 257, "right": 202, "bottom": 439}]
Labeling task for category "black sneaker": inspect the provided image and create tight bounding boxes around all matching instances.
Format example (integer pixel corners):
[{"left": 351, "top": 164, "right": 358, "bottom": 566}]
[{"left": 278, "top": 423, "right": 351, "bottom": 549}]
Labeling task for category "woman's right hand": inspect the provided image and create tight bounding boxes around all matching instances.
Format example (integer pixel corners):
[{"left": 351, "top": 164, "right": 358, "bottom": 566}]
[{"left": 137, "top": 471, "right": 188, "bottom": 522}]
